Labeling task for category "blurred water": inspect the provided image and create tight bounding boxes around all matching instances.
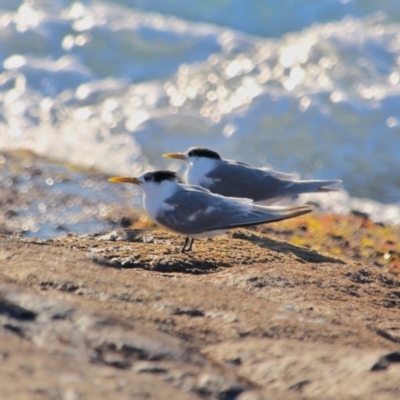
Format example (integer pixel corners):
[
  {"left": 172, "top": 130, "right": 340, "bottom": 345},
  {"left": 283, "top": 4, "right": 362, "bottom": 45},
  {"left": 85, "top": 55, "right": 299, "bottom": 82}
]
[
  {"left": 0, "top": 151, "right": 139, "bottom": 238},
  {"left": 0, "top": 0, "right": 400, "bottom": 227}
]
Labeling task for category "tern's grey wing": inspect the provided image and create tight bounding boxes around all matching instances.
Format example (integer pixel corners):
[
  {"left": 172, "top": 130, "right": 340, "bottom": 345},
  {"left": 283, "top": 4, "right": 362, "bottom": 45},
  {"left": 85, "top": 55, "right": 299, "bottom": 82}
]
[
  {"left": 229, "top": 159, "right": 295, "bottom": 179},
  {"left": 260, "top": 168, "right": 295, "bottom": 180},
  {"left": 206, "top": 162, "right": 341, "bottom": 202},
  {"left": 155, "top": 187, "right": 311, "bottom": 235},
  {"left": 205, "top": 162, "right": 290, "bottom": 202},
  {"left": 227, "top": 159, "right": 252, "bottom": 167},
  {"left": 155, "top": 188, "right": 251, "bottom": 235},
  {"left": 232, "top": 161, "right": 295, "bottom": 179}
]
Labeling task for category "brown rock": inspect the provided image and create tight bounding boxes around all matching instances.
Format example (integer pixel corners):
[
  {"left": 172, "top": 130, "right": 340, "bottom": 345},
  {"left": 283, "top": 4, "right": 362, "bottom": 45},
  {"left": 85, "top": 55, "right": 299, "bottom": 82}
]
[{"left": 0, "top": 227, "right": 399, "bottom": 399}]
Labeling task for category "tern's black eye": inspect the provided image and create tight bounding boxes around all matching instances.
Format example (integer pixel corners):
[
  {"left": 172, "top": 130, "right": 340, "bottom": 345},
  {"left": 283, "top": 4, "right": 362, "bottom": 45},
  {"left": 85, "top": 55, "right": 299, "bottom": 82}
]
[{"left": 144, "top": 175, "right": 152, "bottom": 182}]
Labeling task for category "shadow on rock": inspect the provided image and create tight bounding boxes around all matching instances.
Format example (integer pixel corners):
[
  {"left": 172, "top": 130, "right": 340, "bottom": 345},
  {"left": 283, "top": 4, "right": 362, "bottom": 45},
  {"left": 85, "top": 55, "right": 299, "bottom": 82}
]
[
  {"left": 231, "top": 230, "right": 344, "bottom": 264},
  {"left": 49, "top": 228, "right": 343, "bottom": 274}
]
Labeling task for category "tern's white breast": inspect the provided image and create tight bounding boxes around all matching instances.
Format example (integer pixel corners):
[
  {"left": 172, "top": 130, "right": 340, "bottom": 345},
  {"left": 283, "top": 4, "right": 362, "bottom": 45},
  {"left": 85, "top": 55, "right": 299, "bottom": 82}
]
[
  {"left": 142, "top": 180, "right": 178, "bottom": 221},
  {"left": 186, "top": 157, "right": 218, "bottom": 186}
]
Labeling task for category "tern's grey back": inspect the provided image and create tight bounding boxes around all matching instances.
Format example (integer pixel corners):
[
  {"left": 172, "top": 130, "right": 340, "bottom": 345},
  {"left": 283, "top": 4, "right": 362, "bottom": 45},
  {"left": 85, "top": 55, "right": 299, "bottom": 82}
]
[
  {"left": 204, "top": 161, "right": 293, "bottom": 202},
  {"left": 155, "top": 185, "right": 311, "bottom": 235},
  {"left": 204, "top": 160, "right": 341, "bottom": 202}
]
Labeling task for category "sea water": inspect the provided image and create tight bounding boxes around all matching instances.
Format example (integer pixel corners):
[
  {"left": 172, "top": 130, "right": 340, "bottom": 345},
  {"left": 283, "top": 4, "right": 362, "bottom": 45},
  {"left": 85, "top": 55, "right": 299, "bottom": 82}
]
[{"left": 0, "top": 0, "right": 400, "bottom": 230}]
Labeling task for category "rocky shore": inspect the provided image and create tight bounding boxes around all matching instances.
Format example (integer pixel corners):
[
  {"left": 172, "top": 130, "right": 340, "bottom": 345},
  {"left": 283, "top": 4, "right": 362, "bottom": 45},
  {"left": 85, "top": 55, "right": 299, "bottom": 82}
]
[
  {"left": 0, "top": 151, "right": 399, "bottom": 399},
  {"left": 0, "top": 223, "right": 400, "bottom": 399}
]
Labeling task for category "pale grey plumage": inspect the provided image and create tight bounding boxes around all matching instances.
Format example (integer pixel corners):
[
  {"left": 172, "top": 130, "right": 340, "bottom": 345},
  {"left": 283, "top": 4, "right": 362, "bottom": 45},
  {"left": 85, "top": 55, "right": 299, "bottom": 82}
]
[
  {"left": 204, "top": 160, "right": 342, "bottom": 203},
  {"left": 164, "top": 147, "right": 342, "bottom": 204},
  {"left": 155, "top": 184, "right": 312, "bottom": 236},
  {"left": 109, "top": 170, "right": 313, "bottom": 253}
]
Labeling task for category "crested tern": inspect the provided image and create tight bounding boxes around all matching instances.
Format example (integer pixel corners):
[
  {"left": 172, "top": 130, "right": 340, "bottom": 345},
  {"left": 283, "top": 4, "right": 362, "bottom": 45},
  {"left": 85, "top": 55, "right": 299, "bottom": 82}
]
[
  {"left": 109, "top": 170, "right": 313, "bottom": 253},
  {"left": 164, "top": 147, "right": 342, "bottom": 204}
]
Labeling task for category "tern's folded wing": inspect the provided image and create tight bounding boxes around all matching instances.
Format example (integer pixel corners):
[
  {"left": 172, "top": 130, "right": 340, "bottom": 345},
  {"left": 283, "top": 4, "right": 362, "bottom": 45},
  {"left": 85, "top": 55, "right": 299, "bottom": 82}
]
[
  {"left": 205, "top": 162, "right": 294, "bottom": 202},
  {"left": 206, "top": 162, "right": 341, "bottom": 202},
  {"left": 156, "top": 187, "right": 311, "bottom": 235}
]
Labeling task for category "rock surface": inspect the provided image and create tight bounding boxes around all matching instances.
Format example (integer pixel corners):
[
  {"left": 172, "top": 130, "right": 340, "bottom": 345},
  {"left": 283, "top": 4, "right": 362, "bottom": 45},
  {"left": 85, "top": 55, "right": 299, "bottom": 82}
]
[{"left": 0, "top": 227, "right": 399, "bottom": 399}]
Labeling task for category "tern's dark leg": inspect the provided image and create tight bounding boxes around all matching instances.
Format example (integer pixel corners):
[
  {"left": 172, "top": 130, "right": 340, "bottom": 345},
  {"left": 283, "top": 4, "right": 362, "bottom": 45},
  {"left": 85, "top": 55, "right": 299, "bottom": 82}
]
[
  {"left": 186, "top": 238, "right": 194, "bottom": 252},
  {"left": 181, "top": 237, "right": 189, "bottom": 253},
  {"left": 180, "top": 237, "right": 194, "bottom": 253}
]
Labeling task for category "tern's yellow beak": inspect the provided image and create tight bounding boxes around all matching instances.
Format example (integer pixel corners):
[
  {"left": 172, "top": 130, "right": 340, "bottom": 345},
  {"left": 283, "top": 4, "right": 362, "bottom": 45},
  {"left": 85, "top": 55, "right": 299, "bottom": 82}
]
[
  {"left": 163, "top": 152, "right": 186, "bottom": 160},
  {"left": 108, "top": 177, "right": 140, "bottom": 185}
]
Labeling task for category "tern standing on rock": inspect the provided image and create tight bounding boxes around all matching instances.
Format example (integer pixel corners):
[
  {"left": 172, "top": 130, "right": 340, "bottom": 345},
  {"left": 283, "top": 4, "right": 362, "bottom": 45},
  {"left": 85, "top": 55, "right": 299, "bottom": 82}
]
[
  {"left": 109, "top": 170, "right": 313, "bottom": 253},
  {"left": 164, "top": 147, "right": 342, "bottom": 205}
]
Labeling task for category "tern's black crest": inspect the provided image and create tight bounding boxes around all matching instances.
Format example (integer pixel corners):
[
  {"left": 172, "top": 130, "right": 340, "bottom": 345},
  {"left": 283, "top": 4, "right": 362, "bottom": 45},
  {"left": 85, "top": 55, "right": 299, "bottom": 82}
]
[
  {"left": 143, "top": 170, "right": 181, "bottom": 184},
  {"left": 187, "top": 147, "right": 221, "bottom": 160}
]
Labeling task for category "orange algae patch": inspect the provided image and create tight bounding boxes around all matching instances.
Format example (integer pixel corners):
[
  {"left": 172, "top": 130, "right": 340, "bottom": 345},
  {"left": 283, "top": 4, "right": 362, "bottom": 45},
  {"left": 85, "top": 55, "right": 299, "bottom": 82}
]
[{"left": 257, "top": 213, "right": 400, "bottom": 270}]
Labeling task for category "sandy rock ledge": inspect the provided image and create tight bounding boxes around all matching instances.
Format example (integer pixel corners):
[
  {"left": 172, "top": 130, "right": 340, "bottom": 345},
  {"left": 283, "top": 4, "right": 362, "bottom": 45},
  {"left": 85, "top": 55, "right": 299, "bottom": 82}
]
[{"left": 0, "top": 229, "right": 399, "bottom": 399}]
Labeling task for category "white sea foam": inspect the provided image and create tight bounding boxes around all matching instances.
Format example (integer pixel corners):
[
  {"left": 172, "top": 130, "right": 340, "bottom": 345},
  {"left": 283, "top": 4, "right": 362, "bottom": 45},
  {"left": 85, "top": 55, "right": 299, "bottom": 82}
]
[{"left": 0, "top": 1, "right": 399, "bottom": 224}]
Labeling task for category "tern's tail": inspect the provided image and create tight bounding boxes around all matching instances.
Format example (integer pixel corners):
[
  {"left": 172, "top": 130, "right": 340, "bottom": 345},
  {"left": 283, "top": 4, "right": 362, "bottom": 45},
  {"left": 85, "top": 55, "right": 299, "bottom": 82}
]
[
  {"left": 222, "top": 204, "right": 314, "bottom": 230},
  {"left": 254, "top": 179, "right": 343, "bottom": 205},
  {"left": 256, "top": 204, "right": 313, "bottom": 223},
  {"left": 289, "top": 179, "right": 342, "bottom": 195}
]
